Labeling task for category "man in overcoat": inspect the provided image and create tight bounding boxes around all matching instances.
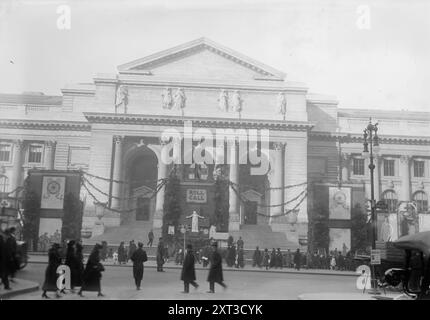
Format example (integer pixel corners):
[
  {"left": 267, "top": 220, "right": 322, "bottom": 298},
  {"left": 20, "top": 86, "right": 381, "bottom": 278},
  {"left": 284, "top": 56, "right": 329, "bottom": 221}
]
[
  {"left": 130, "top": 242, "right": 148, "bottom": 290},
  {"left": 181, "top": 244, "right": 199, "bottom": 293},
  {"left": 207, "top": 242, "right": 227, "bottom": 293}
]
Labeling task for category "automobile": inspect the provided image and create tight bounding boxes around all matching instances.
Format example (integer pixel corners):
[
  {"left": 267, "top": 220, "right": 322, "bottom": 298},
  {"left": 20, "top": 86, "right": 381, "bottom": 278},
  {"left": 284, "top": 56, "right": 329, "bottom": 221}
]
[{"left": 383, "top": 231, "right": 430, "bottom": 300}]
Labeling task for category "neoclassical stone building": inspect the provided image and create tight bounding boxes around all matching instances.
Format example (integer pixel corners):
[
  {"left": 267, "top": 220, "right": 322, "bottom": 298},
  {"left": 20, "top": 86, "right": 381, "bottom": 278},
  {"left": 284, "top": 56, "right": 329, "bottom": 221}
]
[{"left": 0, "top": 38, "right": 429, "bottom": 249}]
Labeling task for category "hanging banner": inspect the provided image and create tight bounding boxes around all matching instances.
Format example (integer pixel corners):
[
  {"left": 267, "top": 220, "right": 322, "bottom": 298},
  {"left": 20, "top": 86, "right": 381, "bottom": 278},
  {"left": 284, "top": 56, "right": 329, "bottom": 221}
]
[
  {"left": 329, "top": 187, "right": 351, "bottom": 220},
  {"left": 41, "top": 176, "right": 66, "bottom": 209}
]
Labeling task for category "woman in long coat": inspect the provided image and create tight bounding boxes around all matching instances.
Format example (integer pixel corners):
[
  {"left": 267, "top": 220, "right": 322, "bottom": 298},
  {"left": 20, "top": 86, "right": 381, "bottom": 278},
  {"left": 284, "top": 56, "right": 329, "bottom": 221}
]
[
  {"left": 74, "top": 242, "right": 84, "bottom": 287},
  {"left": 78, "top": 244, "right": 105, "bottom": 297},
  {"left": 207, "top": 242, "right": 227, "bottom": 293},
  {"left": 42, "top": 244, "right": 62, "bottom": 298},
  {"left": 269, "top": 248, "right": 277, "bottom": 269},
  {"left": 181, "top": 244, "right": 199, "bottom": 293},
  {"left": 156, "top": 239, "right": 165, "bottom": 272},
  {"left": 263, "top": 249, "right": 270, "bottom": 270},
  {"left": 118, "top": 242, "right": 127, "bottom": 264},
  {"left": 65, "top": 240, "right": 79, "bottom": 291}
]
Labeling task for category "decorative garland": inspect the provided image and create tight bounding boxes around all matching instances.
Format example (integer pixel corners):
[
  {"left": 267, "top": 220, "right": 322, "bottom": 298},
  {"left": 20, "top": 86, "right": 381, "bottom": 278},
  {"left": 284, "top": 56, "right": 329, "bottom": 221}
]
[{"left": 229, "top": 180, "right": 307, "bottom": 191}]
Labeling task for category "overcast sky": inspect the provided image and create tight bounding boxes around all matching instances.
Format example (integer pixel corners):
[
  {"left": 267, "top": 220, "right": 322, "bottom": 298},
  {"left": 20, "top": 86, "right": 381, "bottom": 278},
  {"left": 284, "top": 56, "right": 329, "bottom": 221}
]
[{"left": 0, "top": 0, "right": 429, "bottom": 112}]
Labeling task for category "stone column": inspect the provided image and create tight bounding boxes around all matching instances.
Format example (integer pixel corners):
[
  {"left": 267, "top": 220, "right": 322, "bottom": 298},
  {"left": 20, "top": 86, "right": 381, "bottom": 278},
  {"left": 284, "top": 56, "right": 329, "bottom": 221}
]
[
  {"left": 111, "top": 135, "right": 123, "bottom": 209},
  {"left": 399, "top": 155, "right": 411, "bottom": 201},
  {"left": 153, "top": 157, "right": 168, "bottom": 229},
  {"left": 10, "top": 140, "right": 24, "bottom": 196},
  {"left": 228, "top": 141, "right": 240, "bottom": 231},
  {"left": 270, "top": 142, "right": 284, "bottom": 224},
  {"left": 373, "top": 155, "right": 381, "bottom": 201},
  {"left": 44, "top": 140, "right": 56, "bottom": 170}
]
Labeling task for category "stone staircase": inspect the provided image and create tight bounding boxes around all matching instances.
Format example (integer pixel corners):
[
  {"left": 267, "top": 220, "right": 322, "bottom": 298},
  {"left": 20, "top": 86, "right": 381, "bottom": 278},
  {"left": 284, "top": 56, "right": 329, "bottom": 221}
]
[
  {"left": 84, "top": 221, "right": 161, "bottom": 247},
  {"left": 230, "top": 224, "right": 299, "bottom": 251}
]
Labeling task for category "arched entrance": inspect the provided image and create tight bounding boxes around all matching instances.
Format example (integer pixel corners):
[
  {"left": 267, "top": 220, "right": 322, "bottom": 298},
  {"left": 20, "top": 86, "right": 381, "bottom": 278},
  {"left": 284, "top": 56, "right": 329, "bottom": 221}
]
[{"left": 124, "top": 145, "right": 159, "bottom": 224}]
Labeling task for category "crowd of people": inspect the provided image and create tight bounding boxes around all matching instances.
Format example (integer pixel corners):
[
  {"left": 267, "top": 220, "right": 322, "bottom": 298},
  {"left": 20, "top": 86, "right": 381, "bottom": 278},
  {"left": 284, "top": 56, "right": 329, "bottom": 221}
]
[{"left": 0, "top": 227, "right": 20, "bottom": 290}]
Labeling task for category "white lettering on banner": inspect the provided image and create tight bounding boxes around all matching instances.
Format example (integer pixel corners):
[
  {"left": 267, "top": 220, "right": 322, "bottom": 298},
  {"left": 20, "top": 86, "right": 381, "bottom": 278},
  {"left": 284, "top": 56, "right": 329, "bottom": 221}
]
[{"left": 186, "top": 189, "right": 207, "bottom": 203}]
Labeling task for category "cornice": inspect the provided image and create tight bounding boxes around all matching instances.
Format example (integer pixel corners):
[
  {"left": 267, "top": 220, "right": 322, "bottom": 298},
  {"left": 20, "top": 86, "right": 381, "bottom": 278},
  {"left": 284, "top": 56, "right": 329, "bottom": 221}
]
[
  {"left": 0, "top": 119, "right": 91, "bottom": 131},
  {"left": 84, "top": 112, "right": 314, "bottom": 132},
  {"left": 309, "top": 131, "right": 430, "bottom": 145}
]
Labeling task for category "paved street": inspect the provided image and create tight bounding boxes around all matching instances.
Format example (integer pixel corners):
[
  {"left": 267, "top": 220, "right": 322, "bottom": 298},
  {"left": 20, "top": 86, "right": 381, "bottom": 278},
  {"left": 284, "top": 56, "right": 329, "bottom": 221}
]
[{"left": 11, "top": 262, "right": 361, "bottom": 300}]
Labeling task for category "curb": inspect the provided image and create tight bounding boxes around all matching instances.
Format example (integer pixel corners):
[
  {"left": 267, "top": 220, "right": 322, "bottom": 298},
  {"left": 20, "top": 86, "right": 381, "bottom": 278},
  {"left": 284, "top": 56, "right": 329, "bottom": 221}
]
[
  {"left": 0, "top": 282, "right": 40, "bottom": 300},
  {"left": 27, "top": 259, "right": 356, "bottom": 277}
]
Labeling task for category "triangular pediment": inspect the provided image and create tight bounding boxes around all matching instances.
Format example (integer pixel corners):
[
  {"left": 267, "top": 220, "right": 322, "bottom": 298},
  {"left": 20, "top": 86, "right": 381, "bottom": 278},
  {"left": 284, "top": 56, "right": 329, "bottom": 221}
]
[{"left": 117, "top": 38, "right": 285, "bottom": 81}]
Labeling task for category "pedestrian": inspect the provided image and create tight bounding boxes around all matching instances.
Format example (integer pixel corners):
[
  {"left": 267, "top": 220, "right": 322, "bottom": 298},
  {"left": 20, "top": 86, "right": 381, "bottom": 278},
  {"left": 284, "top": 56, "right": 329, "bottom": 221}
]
[
  {"left": 118, "top": 242, "right": 127, "bottom": 264},
  {"left": 201, "top": 244, "right": 210, "bottom": 268},
  {"left": 65, "top": 240, "right": 79, "bottom": 292},
  {"left": 100, "top": 241, "right": 108, "bottom": 261},
  {"left": 236, "top": 236, "right": 244, "bottom": 249},
  {"left": 42, "top": 243, "right": 62, "bottom": 298},
  {"left": 276, "top": 248, "right": 283, "bottom": 269},
  {"left": 130, "top": 242, "right": 147, "bottom": 290},
  {"left": 294, "top": 248, "right": 301, "bottom": 270},
  {"left": 252, "top": 246, "right": 261, "bottom": 268},
  {"left": 0, "top": 228, "right": 11, "bottom": 290},
  {"left": 207, "top": 242, "right": 227, "bottom": 293},
  {"left": 78, "top": 244, "right": 105, "bottom": 297},
  {"left": 227, "top": 235, "right": 234, "bottom": 247},
  {"left": 128, "top": 240, "right": 137, "bottom": 263},
  {"left": 147, "top": 230, "right": 154, "bottom": 247},
  {"left": 236, "top": 247, "right": 245, "bottom": 268},
  {"left": 330, "top": 254, "right": 336, "bottom": 270},
  {"left": 157, "top": 237, "right": 166, "bottom": 272},
  {"left": 263, "top": 248, "right": 270, "bottom": 270},
  {"left": 108, "top": 248, "right": 113, "bottom": 260},
  {"left": 5, "top": 227, "right": 19, "bottom": 282},
  {"left": 285, "top": 249, "right": 291, "bottom": 268},
  {"left": 175, "top": 248, "right": 184, "bottom": 265},
  {"left": 270, "top": 248, "right": 276, "bottom": 269},
  {"left": 75, "top": 242, "right": 84, "bottom": 288},
  {"left": 181, "top": 244, "right": 199, "bottom": 293}
]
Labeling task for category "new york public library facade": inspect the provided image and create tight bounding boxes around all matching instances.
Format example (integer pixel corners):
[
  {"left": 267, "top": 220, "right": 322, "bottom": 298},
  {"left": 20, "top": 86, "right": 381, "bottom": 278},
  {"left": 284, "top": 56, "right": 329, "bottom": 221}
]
[{"left": 0, "top": 38, "right": 429, "bottom": 252}]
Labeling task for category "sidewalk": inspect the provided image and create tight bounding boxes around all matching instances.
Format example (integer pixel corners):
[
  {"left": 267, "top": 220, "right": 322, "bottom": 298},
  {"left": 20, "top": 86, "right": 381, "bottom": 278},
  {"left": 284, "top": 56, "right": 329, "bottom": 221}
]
[
  {"left": 0, "top": 278, "right": 40, "bottom": 300},
  {"left": 297, "top": 292, "right": 410, "bottom": 300},
  {"left": 27, "top": 254, "right": 357, "bottom": 277}
]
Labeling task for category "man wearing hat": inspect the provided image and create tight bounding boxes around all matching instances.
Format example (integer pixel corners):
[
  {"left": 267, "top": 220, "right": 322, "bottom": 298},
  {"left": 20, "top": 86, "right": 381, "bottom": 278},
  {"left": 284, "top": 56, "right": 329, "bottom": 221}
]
[
  {"left": 207, "top": 242, "right": 227, "bottom": 293},
  {"left": 130, "top": 242, "right": 148, "bottom": 290},
  {"left": 181, "top": 244, "right": 199, "bottom": 293}
]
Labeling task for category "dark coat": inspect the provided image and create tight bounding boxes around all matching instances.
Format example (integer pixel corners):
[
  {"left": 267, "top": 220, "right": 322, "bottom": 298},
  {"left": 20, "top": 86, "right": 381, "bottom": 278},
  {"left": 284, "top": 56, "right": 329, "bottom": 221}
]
[
  {"left": 269, "top": 250, "right": 277, "bottom": 267},
  {"left": 157, "top": 242, "right": 165, "bottom": 265},
  {"left": 75, "top": 247, "right": 84, "bottom": 286},
  {"left": 42, "top": 247, "right": 62, "bottom": 292},
  {"left": 128, "top": 243, "right": 137, "bottom": 259},
  {"left": 294, "top": 251, "right": 301, "bottom": 265},
  {"left": 5, "top": 235, "right": 19, "bottom": 274},
  {"left": 263, "top": 252, "right": 270, "bottom": 267},
  {"left": 81, "top": 251, "right": 104, "bottom": 292},
  {"left": 65, "top": 247, "right": 81, "bottom": 288},
  {"left": 181, "top": 251, "right": 196, "bottom": 282},
  {"left": 131, "top": 248, "right": 148, "bottom": 281},
  {"left": 252, "top": 249, "right": 261, "bottom": 265},
  {"left": 207, "top": 250, "right": 223, "bottom": 283},
  {"left": 118, "top": 244, "right": 127, "bottom": 263}
]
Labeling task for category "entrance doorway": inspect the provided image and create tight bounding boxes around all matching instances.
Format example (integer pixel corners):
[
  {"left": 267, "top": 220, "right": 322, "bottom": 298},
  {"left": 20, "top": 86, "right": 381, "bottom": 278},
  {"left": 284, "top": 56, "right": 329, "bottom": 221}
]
[
  {"left": 244, "top": 201, "right": 257, "bottom": 225},
  {"left": 136, "top": 197, "right": 150, "bottom": 221}
]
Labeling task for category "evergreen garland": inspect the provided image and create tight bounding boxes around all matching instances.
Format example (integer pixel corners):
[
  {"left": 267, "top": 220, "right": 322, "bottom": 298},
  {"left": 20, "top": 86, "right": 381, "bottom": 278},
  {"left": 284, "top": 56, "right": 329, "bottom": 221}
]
[
  {"left": 22, "top": 177, "right": 41, "bottom": 251},
  {"left": 213, "top": 177, "right": 229, "bottom": 232},
  {"left": 351, "top": 203, "right": 371, "bottom": 253},
  {"left": 61, "top": 192, "right": 84, "bottom": 242},
  {"left": 162, "top": 170, "right": 182, "bottom": 242},
  {"left": 309, "top": 204, "right": 330, "bottom": 253}
]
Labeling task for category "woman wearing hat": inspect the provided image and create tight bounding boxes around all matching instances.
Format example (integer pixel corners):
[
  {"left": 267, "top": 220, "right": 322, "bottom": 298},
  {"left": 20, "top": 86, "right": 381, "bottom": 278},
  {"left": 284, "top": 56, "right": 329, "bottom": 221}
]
[{"left": 78, "top": 243, "right": 105, "bottom": 297}]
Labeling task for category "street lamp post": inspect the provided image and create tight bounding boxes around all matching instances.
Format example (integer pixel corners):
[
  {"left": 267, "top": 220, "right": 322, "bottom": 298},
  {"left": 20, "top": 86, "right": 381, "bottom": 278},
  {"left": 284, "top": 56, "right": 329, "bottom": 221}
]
[{"left": 362, "top": 118, "right": 380, "bottom": 294}]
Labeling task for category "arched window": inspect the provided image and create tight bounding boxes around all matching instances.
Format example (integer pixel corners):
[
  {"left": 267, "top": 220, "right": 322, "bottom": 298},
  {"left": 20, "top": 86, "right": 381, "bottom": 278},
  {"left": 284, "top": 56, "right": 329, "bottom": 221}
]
[
  {"left": 413, "top": 191, "right": 428, "bottom": 213},
  {"left": 0, "top": 175, "right": 9, "bottom": 193},
  {"left": 382, "top": 190, "right": 398, "bottom": 213}
]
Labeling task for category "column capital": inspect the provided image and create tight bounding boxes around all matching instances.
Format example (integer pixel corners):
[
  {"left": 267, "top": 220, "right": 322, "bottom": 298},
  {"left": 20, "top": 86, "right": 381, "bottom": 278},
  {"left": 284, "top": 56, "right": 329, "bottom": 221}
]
[
  {"left": 113, "top": 135, "right": 124, "bottom": 144},
  {"left": 13, "top": 139, "right": 24, "bottom": 149},
  {"left": 400, "top": 155, "right": 410, "bottom": 164},
  {"left": 272, "top": 142, "right": 285, "bottom": 151},
  {"left": 44, "top": 140, "right": 57, "bottom": 148}
]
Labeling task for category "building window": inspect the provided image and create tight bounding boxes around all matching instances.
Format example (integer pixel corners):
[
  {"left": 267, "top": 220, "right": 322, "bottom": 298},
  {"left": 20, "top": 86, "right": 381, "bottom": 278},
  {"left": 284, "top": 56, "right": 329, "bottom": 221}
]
[
  {"left": 28, "top": 144, "right": 43, "bottom": 164},
  {"left": 0, "top": 175, "right": 9, "bottom": 193},
  {"left": 382, "top": 190, "right": 398, "bottom": 213},
  {"left": 0, "top": 144, "right": 11, "bottom": 162},
  {"left": 413, "top": 160, "right": 425, "bottom": 178},
  {"left": 413, "top": 191, "right": 428, "bottom": 213},
  {"left": 383, "top": 159, "right": 395, "bottom": 177},
  {"left": 352, "top": 158, "right": 365, "bottom": 176}
]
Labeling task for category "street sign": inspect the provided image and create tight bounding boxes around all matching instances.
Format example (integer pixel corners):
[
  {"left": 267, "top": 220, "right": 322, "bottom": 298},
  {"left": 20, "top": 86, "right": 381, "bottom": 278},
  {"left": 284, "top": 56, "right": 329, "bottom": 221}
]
[
  {"left": 371, "top": 249, "right": 381, "bottom": 265},
  {"left": 168, "top": 225, "right": 175, "bottom": 235},
  {"left": 180, "top": 226, "right": 186, "bottom": 234}
]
